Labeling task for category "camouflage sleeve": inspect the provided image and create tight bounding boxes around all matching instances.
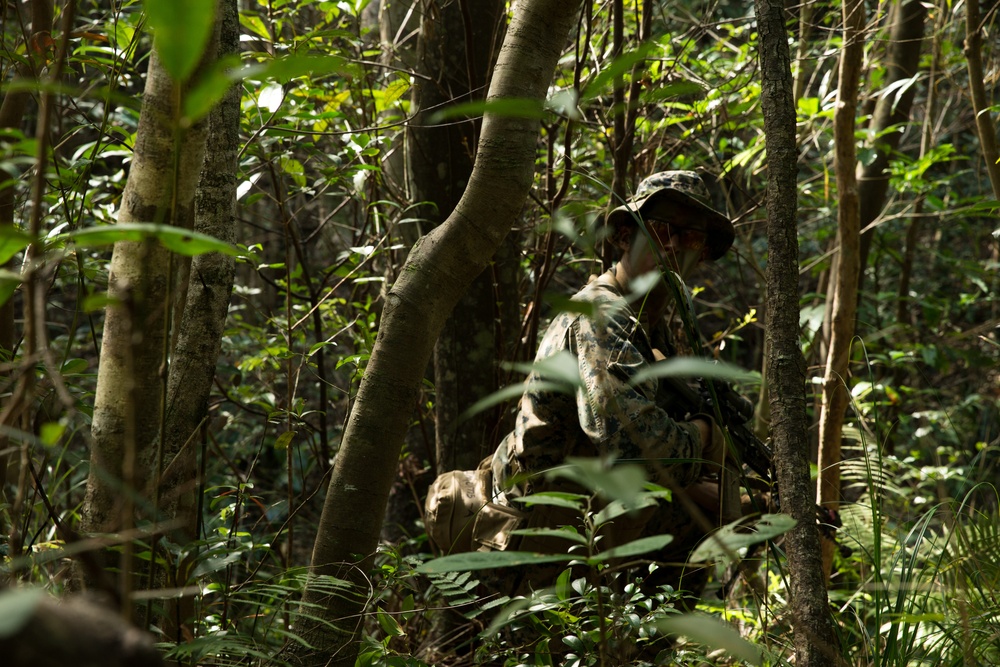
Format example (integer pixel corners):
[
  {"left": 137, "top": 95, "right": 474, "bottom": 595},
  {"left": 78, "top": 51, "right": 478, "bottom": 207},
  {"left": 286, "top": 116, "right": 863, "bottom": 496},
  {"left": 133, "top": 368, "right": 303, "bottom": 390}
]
[{"left": 570, "top": 310, "right": 702, "bottom": 488}]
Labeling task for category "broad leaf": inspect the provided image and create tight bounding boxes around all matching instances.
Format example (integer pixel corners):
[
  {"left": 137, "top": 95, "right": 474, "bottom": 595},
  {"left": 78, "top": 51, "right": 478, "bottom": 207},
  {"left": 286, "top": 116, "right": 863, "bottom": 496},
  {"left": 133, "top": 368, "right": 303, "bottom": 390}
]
[
  {"left": 70, "top": 223, "right": 239, "bottom": 257},
  {"left": 145, "top": 0, "right": 216, "bottom": 83},
  {"left": 0, "top": 588, "right": 44, "bottom": 638},
  {"left": 416, "top": 550, "right": 572, "bottom": 574},
  {"left": 690, "top": 514, "right": 797, "bottom": 563},
  {"left": 586, "top": 534, "right": 674, "bottom": 563},
  {"left": 630, "top": 357, "right": 756, "bottom": 386},
  {"left": 658, "top": 613, "right": 762, "bottom": 665}
]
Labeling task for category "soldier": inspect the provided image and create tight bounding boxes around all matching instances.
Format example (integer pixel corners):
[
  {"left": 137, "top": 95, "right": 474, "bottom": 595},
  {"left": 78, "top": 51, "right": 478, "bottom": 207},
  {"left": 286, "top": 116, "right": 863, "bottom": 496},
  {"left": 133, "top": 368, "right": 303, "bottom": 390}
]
[{"left": 478, "top": 170, "right": 742, "bottom": 592}]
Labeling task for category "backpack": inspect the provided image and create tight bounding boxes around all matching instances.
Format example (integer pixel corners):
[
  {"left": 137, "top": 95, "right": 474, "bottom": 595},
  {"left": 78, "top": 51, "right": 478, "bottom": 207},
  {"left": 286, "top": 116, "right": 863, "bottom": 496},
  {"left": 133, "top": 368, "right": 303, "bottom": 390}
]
[{"left": 424, "top": 456, "right": 524, "bottom": 554}]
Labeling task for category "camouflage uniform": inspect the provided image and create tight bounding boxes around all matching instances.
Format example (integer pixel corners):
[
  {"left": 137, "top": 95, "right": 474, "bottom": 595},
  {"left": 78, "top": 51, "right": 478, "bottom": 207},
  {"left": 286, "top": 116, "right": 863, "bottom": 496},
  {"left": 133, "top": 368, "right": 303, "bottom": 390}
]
[{"left": 490, "top": 270, "right": 708, "bottom": 558}]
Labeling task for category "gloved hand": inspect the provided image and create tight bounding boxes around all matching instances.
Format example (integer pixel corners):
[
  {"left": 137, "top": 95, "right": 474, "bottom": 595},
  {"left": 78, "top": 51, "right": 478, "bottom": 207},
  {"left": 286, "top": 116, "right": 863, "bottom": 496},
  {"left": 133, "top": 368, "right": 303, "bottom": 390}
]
[{"left": 692, "top": 415, "right": 726, "bottom": 471}]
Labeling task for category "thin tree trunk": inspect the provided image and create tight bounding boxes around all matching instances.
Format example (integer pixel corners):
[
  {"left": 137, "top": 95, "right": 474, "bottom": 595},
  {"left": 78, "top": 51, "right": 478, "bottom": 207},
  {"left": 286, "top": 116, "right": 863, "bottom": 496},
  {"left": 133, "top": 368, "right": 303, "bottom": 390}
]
[
  {"left": 0, "top": 0, "right": 54, "bottom": 534},
  {"left": 80, "top": 22, "right": 215, "bottom": 600},
  {"left": 816, "top": 0, "right": 865, "bottom": 579},
  {"left": 898, "top": 0, "right": 946, "bottom": 328},
  {"left": 286, "top": 1, "right": 582, "bottom": 664},
  {"left": 856, "top": 0, "right": 928, "bottom": 282},
  {"left": 154, "top": 0, "right": 237, "bottom": 641},
  {"left": 965, "top": 0, "right": 1000, "bottom": 198},
  {"left": 754, "top": 0, "right": 840, "bottom": 664},
  {"left": 607, "top": 0, "right": 652, "bottom": 271}
]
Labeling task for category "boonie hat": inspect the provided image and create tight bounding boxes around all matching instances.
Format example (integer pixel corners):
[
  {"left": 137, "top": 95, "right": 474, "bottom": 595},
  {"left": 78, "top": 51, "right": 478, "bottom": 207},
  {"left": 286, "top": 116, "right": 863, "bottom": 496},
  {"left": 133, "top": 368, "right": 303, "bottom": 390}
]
[{"left": 607, "top": 170, "right": 735, "bottom": 260}]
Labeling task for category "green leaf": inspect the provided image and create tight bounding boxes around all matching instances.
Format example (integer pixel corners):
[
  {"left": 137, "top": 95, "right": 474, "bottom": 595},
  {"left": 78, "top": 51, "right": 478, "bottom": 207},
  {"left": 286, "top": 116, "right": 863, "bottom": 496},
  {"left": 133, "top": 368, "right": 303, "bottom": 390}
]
[
  {"left": 429, "top": 97, "right": 546, "bottom": 123},
  {"left": 458, "top": 379, "right": 569, "bottom": 424},
  {"left": 274, "top": 430, "right": 294, "bottom": 450},
  {"left": 279, "top": 156, "right": 306, "bottom": 188},
  {"left": 70, "top": 223, "right": 239, "bottom": 257},
  {"left": 239, "top": 13, "right": 271, "bottom": 41},
  {"left": 0, "top": 270, "right": 20, "bottom": 310},
  {"left": 145, "top": 0, "right": 216, "bottom": 83},
  {"left": 61, "top": 358, "right": 89, "bottom": 375},
  {"left": 503, "top": 349, "right": 582, "bottom": 387},
  {"left": 377, "top": 609, "right": 405, "bottom": 637},
  {"left": 416, "top": 550, "right": 572, "bottom": 574},
  {"left": 376, "top": 79, "right": 410, "bottom": 112},
  {"left": 690, "top": 514, "right": 797, "bottom": 564},
  {"left": 0, "top": 588, "right": 44, "bottom": 638},
  {"left": 511, "top": 527, "right": 589, "bottom": 546},
  {"left": 516, "top": 491, "right": 588, "bottom": 511},
  {"left": 546, "top": 458, "right": 650, "bottom": 509},
  {"left": 182, "top": 54, "right": 242, "bottom": 123},
  {"left": 657, "top": 613, "right": 762, "bottom": 665},
  {"left": 0, "top": 226, "right": 31, "bottom": 265},
  {"left": 630, "top": 357, "right": 756, "bottom": 386},
  {"left": 247, "top": 54, "right": 354, "bottom": 84},
  {"left": 586, "top": 534, "right": 674, "bottom": 563},
  {"left": 39, "top": 421, "right": 67, "bottom": 446},
  {"left": 580, "top": 44, "right": 655, "bottom": 101}
]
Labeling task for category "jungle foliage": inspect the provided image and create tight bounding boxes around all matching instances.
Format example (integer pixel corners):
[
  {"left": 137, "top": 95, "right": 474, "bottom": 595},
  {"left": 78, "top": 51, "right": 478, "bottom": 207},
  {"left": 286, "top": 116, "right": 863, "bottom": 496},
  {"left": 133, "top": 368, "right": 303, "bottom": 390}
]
[{"left": 1, "top": 0, "right": 999, "bottom": 665}]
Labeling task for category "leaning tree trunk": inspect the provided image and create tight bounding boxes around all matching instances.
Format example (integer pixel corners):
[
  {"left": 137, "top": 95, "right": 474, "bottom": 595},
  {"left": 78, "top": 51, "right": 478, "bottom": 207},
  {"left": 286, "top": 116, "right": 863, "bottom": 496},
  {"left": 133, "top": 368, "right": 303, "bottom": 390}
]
[
  {"left": 856, "top": 0, "right": 928, "bottom": 285},
  {"left": 965, "top": 0, "right": 1000, "bottom": 198},
  {"left": 816, "top": 0, "right": 865, "bottom": 580},
  {"left": 754, "top": 0, "right": 840, "bottom": 664},
  {"left": 79, "top": 27, "right": 215, "bottom": 600},
  {"left": 287, "top": 1, "right": 583, "bottom": 665}
]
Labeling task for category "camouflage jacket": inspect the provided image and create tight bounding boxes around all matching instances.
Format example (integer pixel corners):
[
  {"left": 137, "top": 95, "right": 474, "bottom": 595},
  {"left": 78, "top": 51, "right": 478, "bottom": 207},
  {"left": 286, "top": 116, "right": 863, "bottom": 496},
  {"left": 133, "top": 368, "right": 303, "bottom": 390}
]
[{"left": 492, "top": 271, "right": 703, "bottom": 502}]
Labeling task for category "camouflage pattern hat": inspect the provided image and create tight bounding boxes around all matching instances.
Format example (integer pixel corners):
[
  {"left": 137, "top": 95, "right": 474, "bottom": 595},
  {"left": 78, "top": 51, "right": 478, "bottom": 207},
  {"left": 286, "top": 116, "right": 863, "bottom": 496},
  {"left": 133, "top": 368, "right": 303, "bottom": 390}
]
[{"left": 607, "top": 170, "right": 735, "bottom": 260}]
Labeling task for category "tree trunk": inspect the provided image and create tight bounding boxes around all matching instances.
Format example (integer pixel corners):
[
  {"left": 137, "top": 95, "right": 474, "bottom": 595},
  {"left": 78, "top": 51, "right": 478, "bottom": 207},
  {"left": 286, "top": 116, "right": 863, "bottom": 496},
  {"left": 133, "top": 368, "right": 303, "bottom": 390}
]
[
  {"left": 754, "top": 0, "right": 840, "bottom": 664},
  {"left": 404, "top": 0, "right": 515, "bottom": 474},
  {"left": 816, "top": 0, "right": 865, "bottom": 580},
  {"left": 153, "top": 0, "right": 237, "bottom": 640},
  {"left": 79, "top": 16, "right": 216, "bottom": 599},
  {"left": 856, "top": 0, "right": 928, "bottom": 282},
  {"left": 607, "top": 0, "right": 652, "bottom": 270},
  {"left": 0, "top": 0, "right": 54, "bottom": 534},
  {"left": 965, "top": 0, "right": 1000, "bottom": 198},
  {"left": 287, "top": 1, "right": 582, "bottom": 664}
]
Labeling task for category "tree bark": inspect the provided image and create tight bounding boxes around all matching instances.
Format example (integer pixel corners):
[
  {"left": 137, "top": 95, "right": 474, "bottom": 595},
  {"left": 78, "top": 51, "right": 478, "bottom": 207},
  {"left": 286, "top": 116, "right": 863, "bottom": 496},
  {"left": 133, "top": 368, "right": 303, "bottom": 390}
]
[
  {"left": 157, "top": 0, "right": 237, "bottom": 545},
  {"left": 0, "top": 0, "right": 54, "bottom": 528},
  {"left": 153, "top": 0, "right": 237, "bottom": 639},
  {"left": 856, "top": 0, "right": 928, "bottom": 282},
  {"left": 754, "top": 0, "right": 840, "bottom": 664},
  {"left": 816, "top": 0, "right": 865, "bottom": 579},
  {"left": 80, "top": 15, "right": 215, "bottom": 597},
  {"left": 288, "top": 1, "right": 582, "bottom": 664},
  {"left": 965, "top": 0, "right": 1000, "bottom": 198},
  {"left": 404, "top": 0, "right": 515, "bottom": 474}
]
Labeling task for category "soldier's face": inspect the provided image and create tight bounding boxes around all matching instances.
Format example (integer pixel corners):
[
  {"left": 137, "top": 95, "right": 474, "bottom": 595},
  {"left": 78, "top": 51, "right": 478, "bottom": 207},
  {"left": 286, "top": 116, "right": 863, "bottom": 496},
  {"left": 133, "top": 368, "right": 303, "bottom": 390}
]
[{"left": 631, "top": 218, "right": 707, "bottom": 279}]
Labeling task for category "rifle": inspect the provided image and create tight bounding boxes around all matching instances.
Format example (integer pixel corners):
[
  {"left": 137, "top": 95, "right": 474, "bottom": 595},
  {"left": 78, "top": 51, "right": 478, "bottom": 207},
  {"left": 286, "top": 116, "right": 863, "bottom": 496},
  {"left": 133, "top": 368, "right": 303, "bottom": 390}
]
[
  {"left": 659, "top": 373, "right": 843, "bottom": 542},
  {"left": 659, "top": 373, "right": 773, "bottom": 484}
]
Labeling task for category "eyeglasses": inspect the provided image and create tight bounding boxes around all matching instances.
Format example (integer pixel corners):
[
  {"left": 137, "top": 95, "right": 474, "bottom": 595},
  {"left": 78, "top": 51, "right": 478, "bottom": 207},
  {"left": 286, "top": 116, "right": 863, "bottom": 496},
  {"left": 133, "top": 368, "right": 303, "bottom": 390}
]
[{"left": 645, "top": 219, "right": 707, "bottom": 252}]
